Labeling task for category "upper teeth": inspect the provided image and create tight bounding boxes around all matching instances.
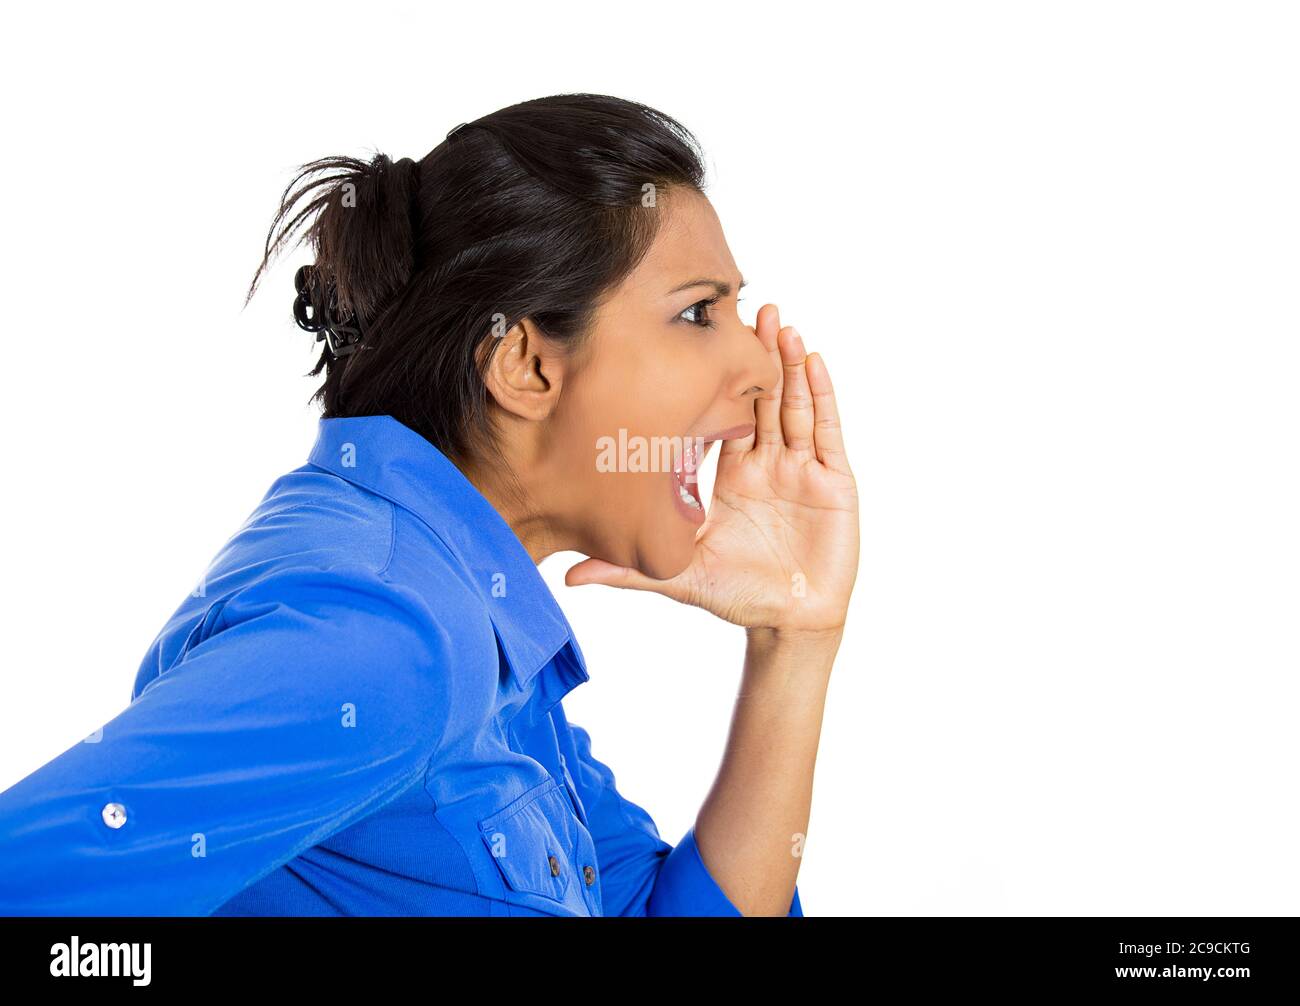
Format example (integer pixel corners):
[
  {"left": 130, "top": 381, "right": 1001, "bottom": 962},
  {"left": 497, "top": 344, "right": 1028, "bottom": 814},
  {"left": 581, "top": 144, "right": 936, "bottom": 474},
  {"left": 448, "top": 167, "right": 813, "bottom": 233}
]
[{"left": 677, "top": 482, "right": 701, "bottom": 509}]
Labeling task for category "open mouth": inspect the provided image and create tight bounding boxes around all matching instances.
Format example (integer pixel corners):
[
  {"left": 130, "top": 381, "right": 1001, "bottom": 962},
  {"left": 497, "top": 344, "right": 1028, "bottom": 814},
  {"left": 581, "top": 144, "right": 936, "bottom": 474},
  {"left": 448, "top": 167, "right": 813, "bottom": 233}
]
[
  {"left": 671, "top": 438, "right": 714, "bottom": 521},
  {"left": 666, "top": 424, "right": 753, "bottom": 525}
]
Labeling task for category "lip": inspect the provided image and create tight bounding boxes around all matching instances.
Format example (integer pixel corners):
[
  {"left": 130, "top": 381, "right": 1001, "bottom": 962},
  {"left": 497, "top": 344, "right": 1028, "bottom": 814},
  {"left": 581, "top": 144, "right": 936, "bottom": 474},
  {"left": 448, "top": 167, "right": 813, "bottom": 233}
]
[{"left": 697, "top": 423, "right": 756, "bottom": 443}]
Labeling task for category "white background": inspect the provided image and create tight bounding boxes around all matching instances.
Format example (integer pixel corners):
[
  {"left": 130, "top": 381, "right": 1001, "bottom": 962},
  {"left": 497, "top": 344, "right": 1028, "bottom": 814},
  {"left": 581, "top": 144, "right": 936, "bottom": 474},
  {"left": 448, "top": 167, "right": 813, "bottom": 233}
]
[{"left": 1, "top": 1, "right": 1296, "bottom": 915}]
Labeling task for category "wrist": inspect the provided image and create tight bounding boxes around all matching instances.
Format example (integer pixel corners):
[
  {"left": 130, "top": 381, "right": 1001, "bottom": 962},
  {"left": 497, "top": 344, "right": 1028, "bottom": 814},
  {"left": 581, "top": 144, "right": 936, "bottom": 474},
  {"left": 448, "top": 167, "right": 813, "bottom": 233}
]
[
  {"left": 747, "top": 624, "right": 845, "bottom": 650},
  {"left": 744, "top": 625, "right": 843, "bottom": 682}
]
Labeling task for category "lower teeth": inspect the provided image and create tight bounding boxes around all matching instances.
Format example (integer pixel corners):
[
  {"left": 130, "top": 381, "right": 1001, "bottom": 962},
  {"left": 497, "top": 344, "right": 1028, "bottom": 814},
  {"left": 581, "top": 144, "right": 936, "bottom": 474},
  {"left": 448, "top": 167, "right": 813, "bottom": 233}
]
[{"left": 677, "top": 483, "right": 701, "bottom": 509}]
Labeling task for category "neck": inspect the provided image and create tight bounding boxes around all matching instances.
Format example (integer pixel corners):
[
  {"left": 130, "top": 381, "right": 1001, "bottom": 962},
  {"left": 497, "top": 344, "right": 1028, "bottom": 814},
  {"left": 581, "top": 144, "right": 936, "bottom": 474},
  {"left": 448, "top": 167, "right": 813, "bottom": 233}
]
[{"left": 459, "top": 452, "right": 567, "bottom": 566}]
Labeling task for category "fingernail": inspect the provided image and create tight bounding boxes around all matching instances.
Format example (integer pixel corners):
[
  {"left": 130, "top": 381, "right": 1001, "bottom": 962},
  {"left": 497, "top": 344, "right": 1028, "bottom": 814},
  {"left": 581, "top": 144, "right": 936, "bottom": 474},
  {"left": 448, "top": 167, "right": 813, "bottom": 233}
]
[{"left": 789, "top": 328, "right": 804, "bottom": 355}]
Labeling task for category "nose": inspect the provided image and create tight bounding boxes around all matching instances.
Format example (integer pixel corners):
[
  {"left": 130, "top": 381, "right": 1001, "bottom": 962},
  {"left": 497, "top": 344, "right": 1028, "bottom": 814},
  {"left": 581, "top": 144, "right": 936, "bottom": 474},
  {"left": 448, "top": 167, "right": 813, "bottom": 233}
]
[{"left": 734, "top": 318, "right": 778, "bottom": 402}]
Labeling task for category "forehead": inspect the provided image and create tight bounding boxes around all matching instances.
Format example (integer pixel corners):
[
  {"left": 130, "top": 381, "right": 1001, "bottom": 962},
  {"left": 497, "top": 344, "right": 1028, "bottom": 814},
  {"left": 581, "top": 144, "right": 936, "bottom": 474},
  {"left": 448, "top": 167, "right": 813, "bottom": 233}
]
[{"left": 630, "top": 188, "right": 739, "bottom": 293}]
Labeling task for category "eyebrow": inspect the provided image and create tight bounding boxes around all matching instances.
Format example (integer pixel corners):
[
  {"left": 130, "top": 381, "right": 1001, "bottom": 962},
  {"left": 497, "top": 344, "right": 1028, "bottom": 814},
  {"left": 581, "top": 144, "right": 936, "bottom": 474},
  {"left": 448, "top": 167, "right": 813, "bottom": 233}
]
[{"left": 668, "top": 276, "right": 747, "bottom": 298}]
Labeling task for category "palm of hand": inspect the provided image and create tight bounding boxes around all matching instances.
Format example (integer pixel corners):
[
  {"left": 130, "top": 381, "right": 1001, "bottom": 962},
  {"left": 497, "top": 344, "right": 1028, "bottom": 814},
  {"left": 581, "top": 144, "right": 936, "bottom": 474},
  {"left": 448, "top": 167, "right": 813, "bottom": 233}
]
[{"left": 678, "top": 434, "right": 859, "bottom": 631}]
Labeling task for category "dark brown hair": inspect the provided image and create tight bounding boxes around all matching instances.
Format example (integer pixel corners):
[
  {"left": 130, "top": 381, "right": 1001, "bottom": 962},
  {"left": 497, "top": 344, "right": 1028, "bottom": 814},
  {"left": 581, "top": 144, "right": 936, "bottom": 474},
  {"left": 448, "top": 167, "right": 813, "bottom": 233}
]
[{"left": 244, "top": 93, "right": 707, "bottom": 471}]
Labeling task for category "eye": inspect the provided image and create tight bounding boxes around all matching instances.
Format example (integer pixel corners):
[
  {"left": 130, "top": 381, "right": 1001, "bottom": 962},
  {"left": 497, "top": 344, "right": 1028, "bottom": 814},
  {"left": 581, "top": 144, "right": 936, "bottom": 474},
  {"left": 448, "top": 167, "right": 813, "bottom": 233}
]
[{"left": 678, "top": 295, "right": 721, "bottom": 329}]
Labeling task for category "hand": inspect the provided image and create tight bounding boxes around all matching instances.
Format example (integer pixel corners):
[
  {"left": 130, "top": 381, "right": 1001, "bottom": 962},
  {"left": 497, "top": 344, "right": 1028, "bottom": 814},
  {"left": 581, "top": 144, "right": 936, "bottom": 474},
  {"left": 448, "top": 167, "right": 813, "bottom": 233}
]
[{"left": 565, "top": 304, "right": 860, "bottom": 634}]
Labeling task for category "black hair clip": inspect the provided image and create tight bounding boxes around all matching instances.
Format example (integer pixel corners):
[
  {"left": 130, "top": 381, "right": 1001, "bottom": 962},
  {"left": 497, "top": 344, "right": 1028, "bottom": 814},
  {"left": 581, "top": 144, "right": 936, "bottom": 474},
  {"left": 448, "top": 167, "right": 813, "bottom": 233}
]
[{"left": 293, "top": 263, "right": 363, "bottom": 357}]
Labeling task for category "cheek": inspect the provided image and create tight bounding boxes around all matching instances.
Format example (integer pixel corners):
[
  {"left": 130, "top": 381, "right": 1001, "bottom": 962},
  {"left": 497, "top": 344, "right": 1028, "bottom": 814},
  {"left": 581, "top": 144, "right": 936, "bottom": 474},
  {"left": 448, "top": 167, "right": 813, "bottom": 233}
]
[
  {"left": 575, "top": 341, "right": 695, "bottom": 440},
  {"left": 562, "top": 330, "right": 716, "bottom": 571},
  {"left": 621, "top": 345, "right": 716, "bottom": 432},
  {"left": 553, "top": 356, "right": 669, "bottom": 529}
]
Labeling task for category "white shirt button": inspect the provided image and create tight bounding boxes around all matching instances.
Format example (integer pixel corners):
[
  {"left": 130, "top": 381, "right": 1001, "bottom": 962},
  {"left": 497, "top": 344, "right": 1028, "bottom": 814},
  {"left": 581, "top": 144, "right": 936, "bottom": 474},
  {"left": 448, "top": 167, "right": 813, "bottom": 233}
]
[{"left": 101, "top": 802, "right": 127, "bottom": 829}]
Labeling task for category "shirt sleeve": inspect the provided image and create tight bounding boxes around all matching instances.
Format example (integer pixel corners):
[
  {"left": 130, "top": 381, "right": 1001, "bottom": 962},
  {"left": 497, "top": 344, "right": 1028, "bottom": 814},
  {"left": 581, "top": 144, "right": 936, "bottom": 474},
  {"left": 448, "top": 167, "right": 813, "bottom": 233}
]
[
  {"left": 0, "top": 563, "right": 454, "bottom": 917},
  {"left": 563, "top": 722, "right": 803, "bottom": 917}
]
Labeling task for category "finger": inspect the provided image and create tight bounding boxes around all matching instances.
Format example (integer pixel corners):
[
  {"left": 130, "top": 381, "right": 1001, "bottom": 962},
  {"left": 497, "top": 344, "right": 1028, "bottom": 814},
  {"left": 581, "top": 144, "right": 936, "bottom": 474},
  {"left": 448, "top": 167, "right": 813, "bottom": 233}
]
[
  {"left": 806, "top": 351, "right": 852, "bottom": 475},
  {"left": 564, "top": 557, "right": 686, "bottom": 599},
  {"left": 778, "top": 326, "right": 814, "bottom": 454},
  {"left": 718, "top": 426, "right": 753, "bottom": 460},
  {"left": 753, "top": 303, "right": 785, "bottom": 448}
]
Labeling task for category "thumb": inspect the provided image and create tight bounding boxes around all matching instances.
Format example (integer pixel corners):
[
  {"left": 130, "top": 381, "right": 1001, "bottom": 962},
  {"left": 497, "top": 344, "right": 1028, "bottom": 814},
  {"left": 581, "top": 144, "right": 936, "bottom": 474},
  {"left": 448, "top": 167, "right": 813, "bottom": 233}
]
[{"left": 564, "top": 557, "right": 682, "bottom": 597}]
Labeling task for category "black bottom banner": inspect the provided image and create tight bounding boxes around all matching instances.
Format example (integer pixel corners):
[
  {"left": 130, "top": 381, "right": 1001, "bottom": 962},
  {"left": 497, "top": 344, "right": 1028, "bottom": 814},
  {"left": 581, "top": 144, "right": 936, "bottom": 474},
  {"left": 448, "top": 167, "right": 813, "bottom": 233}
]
[{"left": 0, "top": 916, "right": 1288, "bottom": 993}]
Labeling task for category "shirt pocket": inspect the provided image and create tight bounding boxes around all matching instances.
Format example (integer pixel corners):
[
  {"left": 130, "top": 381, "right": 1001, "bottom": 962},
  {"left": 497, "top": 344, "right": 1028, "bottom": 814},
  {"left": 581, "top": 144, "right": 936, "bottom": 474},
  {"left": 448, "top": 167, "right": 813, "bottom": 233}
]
[{"left": 478, "top": 777, "right": 580, "bottom": 910}]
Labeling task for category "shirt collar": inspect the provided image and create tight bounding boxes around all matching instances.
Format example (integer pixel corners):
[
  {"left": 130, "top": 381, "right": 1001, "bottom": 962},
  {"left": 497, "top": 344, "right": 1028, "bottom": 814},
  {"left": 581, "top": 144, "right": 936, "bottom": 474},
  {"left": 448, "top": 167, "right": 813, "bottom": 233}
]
[{"left": 304, "top": 414, "right": 589, "bottom": 696}]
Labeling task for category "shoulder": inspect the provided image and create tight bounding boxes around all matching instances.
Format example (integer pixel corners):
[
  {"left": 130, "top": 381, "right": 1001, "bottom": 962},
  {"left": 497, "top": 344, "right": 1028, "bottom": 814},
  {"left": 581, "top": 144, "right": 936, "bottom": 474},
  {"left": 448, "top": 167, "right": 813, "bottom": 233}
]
[
  {"left": 213, "top": 462, "right": 491, "bottom": 635},
  {"left": 215, "top": 463, "right": 399, "bottom": 577},
  {"left": 138, "top": 465, "right": 502, "bottom": 741}
]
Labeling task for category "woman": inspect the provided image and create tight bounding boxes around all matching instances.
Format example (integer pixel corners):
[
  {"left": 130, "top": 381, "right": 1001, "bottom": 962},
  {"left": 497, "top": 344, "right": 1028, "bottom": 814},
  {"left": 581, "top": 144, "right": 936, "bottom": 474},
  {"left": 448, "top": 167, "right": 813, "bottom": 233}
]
[{"left": 0, "top": 93, "right": 858, "bottom": 916}]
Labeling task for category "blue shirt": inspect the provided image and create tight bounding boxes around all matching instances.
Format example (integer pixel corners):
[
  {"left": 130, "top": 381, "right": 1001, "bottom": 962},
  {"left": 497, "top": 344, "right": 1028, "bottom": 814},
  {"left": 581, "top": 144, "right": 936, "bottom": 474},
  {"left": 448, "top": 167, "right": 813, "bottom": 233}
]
[{"left": 0, "top": 415, "right": 803, "bottom": 917}]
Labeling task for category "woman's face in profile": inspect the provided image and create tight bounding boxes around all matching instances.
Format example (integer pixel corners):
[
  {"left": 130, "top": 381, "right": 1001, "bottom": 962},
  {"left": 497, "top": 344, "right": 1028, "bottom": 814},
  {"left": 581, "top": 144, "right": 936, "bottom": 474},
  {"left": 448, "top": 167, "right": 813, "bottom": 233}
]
[{"left": 537, "top": 187, "right": 776, "bottom": 579}]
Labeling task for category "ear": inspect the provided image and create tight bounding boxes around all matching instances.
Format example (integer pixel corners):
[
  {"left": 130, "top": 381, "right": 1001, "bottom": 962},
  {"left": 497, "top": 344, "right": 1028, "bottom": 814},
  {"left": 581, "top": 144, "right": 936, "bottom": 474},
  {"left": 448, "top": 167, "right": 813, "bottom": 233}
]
[{"left": 480, "top": 318, "right": 566, "bottom": 421}]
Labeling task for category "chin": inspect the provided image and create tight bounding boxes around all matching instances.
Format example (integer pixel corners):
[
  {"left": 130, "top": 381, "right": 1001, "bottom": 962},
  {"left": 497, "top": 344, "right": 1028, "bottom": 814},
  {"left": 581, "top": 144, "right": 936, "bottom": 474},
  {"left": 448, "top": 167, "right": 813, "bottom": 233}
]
[{"left": 634, "top": 536, "right": 695, "bottom": 581}]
